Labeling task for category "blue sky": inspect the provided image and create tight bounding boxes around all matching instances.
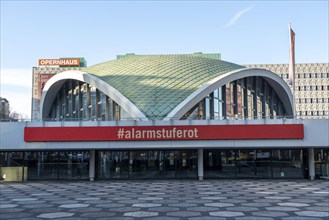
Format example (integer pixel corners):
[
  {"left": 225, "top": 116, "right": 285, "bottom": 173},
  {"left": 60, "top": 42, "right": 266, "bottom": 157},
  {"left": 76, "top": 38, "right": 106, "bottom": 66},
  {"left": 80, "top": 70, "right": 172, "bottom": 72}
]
[{"left": 1, "top": 0, "right": 328, "bottom": 117}]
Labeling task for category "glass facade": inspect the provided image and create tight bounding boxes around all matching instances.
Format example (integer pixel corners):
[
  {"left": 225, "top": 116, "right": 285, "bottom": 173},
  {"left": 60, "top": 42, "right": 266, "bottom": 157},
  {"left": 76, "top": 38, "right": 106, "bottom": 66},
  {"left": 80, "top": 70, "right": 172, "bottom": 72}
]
[
  {"left": 2, "top": 148, "right": 327, "bottom": 180},
  {"left": 204, "top": 149, "right": 305, "bottom": 179},
  {"left": 0, "top": 151, "right": 89, "bottom": 180},
  {"left": 182, "top": 76, "right": 287, "bottom": 120},
  {"left": 46, "top": 76, "right": 286, "bottom": 121},
  {"left": 96, "top": 150, "right": 198, "bottom": 179},
  {"left": 47, "top": 80, "right": 128, "bottom": 121}
]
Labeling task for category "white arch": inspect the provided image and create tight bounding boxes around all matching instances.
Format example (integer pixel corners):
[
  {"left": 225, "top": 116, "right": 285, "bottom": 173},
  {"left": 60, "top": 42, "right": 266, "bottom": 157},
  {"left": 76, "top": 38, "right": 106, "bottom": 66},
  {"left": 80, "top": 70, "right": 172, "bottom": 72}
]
[
  {"left": 165, "top": 68, "right": 294, "bottom": 120},
  {"left": 41, "top": 70, "right": 148, "bottom": 121}
]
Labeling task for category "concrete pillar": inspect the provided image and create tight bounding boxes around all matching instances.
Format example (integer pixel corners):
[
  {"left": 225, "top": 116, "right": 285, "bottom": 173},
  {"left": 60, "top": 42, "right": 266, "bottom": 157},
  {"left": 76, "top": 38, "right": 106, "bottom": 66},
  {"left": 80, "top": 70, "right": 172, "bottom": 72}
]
[
  {"left": 198, "top": 149, "right": 204, "bottom": 180},
  {"left": 89, "top": 150, "right": 95, "bottom": 181},
  {"left": 308, "top": 148, "right": 315, "bottom": 180}
]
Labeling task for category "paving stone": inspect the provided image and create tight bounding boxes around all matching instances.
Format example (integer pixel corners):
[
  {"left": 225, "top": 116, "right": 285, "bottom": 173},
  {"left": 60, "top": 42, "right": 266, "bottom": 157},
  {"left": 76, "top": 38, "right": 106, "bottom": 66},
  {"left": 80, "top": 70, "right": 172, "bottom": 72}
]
[
  {"left": 138, "top": 197, "right": 164, "bottom": 201},
  {"left": 201, "top": 196, "right": 227, "bottom": 200},
  {"left": 148, "top": 207, "right": 180, "bottom": 212},
  {"left": 98, "top": 218, "right": 133, "bottom": 220},
  {"left": 236, "top": 217, "right": 274, "bottom": 220},
  {"left": 22, "top": 204, "right": 55, "bottom": 209},
  {"left": 59, "top": 203, "right": 90, "bottom": 208},
  {"left": 282, "top": 217, "right": 323, "bottom": 220},
  {"left": 133, "top": 203, "right": 162, "bottom": 208},
  {"left": 0, "top": 204, "right": 18, "bottom": 208},
  {"left": 186, "top": 206, "right": 219, "bottom": 212},
  {"left": 168, "top": 202, "right": 197, "bottom": 207},
  {"left": 278, "top": 202, "right": 310, "bottom": 207},
  {"left": 37, "top": 212, "right": 74, "bottom": 218},
  {"left": 166, "top": 211, "right": 201, "bottom": 217},
  {"left": 189, "top": 217, "right": 226, "bottom": 220},
  {"left": 295, "top": 211, "right": 329, "bottom": 217},
  {"left": 80, "top": 211, "right": 116, "bottom": 217},
  {"left": 108, "top": 207, "right": 141, "bottom": 212},
  {"left": 124, "top": 211, "right": 159, "bottom": 217},
  {"left": 209, "top": 211, "right": 245, "bottom": 217},
  {"left": 0, "top": 213, "right": 34, "bottom": 219},
  {"left": 12, "top": 198, "right": 38, "bottom": 202},
  {"left": 266, "top": 206, "right": 300, "bottom": 211},
  {"left": 226, "top": 206, "right": 259, "bottom": 212},
  {"left": 146, "top": 217, "right": 179, "bottom": 220},
  {"left": 0, "top": 179, "right": 328, "bottom": 220},
  {"left": 205, "top": 202, "right": 234, "bottom": 207},
  {"left": 305, "top": 206, "right": 329, "bottom": 212},
  {"left": 0, "top": 208, "right": 25, "bottom": 213},
  {"left": 251, "top": 211, "right": 289, "bottom": 217},
  {"left": 95, "top": 203, "right": 126, "bottom": 208},
  {"left": 242, "top": 202, "right": 272, "bottom": 207}
]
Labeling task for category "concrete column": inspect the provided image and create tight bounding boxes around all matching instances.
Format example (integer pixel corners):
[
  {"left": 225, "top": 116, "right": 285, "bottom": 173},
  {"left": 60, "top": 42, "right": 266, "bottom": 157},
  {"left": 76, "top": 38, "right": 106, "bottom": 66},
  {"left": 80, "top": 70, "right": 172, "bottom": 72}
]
[
  {"left": 308, "top": 148, "right": 315, "bottom": 180},
  {"left": 89, "top": 150, "right": 95, "bottom": 181},
  {"left": 198, "top": 149, "right": 204, "bottom": 180}
]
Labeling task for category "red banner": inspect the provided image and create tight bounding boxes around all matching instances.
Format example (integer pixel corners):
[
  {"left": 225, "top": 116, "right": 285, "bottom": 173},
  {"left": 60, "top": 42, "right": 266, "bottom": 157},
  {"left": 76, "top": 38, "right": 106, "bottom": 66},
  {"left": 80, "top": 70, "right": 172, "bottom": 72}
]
[{"left": 24, "top": 124, "right": 304, "bottom": 142}]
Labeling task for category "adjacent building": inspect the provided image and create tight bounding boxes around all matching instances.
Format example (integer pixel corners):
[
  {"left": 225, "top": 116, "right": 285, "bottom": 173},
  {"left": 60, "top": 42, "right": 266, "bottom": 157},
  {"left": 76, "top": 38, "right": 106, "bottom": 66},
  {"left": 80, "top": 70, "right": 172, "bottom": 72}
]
[
  {"left": 0, "top": 97, "right": 10, "bottom": 121},
  {"left": 246, "top": 63, "right": 329, "bottom": 119},
  {"left": 32, "top": 58, "right": 87, "bottom": 120}
]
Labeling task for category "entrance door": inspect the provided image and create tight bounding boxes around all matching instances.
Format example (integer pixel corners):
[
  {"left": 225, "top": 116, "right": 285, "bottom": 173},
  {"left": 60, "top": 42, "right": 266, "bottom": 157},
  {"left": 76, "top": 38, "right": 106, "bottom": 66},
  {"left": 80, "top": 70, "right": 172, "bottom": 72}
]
[
  {"left": 204, "top": 150, "right": 236, "bottom": 178},
  {"left": 236, "top": 150, "right": 271, "bottom": 178},
  {"left": 164, "top": 150, "right": 197, "bottom": 179}
]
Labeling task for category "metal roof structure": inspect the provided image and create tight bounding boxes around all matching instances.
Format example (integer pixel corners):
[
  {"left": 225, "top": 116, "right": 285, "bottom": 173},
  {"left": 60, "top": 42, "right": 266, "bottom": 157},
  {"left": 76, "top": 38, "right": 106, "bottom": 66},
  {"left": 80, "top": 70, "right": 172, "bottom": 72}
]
[
  {"left": 42, "top": 54, "right": 294, "bottom": 120},
  {"left": 84, "top": 55, "right": 244, "bottom": 119}
]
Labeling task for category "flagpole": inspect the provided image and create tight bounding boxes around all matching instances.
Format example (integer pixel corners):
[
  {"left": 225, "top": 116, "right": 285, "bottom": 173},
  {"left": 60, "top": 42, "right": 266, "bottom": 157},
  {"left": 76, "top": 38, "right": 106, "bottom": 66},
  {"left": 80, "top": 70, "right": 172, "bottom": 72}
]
[{"left": 288, "top": 24, "right": 296, "bottom": 118}]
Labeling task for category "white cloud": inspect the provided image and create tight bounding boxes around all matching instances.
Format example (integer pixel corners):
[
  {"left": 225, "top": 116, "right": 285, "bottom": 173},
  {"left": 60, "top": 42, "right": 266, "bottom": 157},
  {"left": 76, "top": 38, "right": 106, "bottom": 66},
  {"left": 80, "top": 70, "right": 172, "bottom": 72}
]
[
  {"left": 0, "top": 68, "right": 32, "bottom": 118},
  {"left": 224, "top": 6, "right": 254, "bottom": 28}
]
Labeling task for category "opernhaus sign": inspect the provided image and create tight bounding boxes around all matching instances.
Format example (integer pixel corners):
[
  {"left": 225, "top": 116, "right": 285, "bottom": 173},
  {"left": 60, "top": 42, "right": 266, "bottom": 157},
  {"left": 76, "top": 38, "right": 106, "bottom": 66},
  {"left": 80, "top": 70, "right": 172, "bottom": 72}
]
[
  {"left": 38, "top": 58, "right": 80, "bottom": 66},
  {"left": 24, "top": 124, "right": 304, "bottom": 142}
]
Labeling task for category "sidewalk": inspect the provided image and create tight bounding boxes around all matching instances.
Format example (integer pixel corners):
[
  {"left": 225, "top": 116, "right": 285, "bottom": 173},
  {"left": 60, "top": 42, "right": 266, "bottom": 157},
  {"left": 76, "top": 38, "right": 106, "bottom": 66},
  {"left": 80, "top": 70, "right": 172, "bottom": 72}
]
[{"left": 0, "top": 179, "right": 328, "bottom": 219}]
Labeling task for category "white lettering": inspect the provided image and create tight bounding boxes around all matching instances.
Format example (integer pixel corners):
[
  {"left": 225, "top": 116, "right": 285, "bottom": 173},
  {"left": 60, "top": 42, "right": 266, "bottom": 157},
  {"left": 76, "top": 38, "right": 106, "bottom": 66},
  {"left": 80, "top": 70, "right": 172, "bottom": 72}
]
[{"left": 118, "top": 127, "right": 199, "bottom": 140}]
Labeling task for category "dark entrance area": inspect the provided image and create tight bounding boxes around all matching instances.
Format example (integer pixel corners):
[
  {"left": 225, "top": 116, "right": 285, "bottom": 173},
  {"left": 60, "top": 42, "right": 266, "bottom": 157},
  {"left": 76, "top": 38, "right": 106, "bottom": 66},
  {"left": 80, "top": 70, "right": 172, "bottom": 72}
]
[
  {"left": 0, "top": 151, "right": 90, "bottom": 181},
  {"left": 204, "top": 149, "right": 304, "bottom": 179},
  {"left": 96, "top": 150, "right": 198, "bottom": 179}
]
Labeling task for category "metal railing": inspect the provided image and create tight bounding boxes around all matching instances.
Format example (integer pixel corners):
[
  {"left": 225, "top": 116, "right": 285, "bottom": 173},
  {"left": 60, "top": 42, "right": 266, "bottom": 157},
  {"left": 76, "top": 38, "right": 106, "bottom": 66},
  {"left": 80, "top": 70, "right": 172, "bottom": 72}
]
[{"left": 1, "top": 114, "right": 328, "bottom": 123}]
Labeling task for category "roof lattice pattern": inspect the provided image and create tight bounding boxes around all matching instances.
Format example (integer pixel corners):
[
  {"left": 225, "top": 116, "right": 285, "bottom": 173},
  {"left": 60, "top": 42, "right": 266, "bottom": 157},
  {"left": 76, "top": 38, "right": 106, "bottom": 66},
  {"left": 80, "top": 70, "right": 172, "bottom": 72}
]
[{"left": 84, "top": 55, "right": 244, "bottom": 120}]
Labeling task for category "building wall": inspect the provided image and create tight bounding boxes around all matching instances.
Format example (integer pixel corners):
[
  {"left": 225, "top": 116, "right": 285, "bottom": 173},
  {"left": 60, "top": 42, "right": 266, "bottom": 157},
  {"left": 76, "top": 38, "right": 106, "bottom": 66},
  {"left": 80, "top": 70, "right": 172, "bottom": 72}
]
[
  {"left": 245, "top": 63, "right": 329, "bottom": 119},
  {"left": 32, "top": 67, "right": 86, "bottom": 121},
  {"left": 0, "top": 97, "right": 10, "bottom": 120},
  {"left": 1, "top": 119, "right": 328, "bottom": 151}
]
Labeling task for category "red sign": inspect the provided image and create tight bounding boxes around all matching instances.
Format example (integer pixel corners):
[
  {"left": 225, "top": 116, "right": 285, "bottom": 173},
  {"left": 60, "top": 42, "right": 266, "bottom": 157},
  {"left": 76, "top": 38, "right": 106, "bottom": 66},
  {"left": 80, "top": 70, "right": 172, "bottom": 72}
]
[
  {"left": 38, "top": 58, "right": 80, "bottom": 66},
  {"left": 24, "top": 124, "right": 304, "bottom": 142}
]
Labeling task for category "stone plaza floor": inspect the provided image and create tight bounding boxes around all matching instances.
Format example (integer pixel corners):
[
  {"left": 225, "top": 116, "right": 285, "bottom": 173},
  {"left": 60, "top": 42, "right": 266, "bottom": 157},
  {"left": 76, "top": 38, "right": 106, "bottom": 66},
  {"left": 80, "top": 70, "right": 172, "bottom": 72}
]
[{"left": 0, "top": 179, "right": 328, "bottom": 220}]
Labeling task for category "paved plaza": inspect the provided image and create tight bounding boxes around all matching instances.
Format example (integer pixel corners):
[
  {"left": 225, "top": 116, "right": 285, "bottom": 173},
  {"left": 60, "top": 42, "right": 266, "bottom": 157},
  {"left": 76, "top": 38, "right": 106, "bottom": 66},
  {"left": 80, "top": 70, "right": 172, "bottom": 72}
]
[{"left": 0, "top": 179, "right": 328, "bottom": 220}]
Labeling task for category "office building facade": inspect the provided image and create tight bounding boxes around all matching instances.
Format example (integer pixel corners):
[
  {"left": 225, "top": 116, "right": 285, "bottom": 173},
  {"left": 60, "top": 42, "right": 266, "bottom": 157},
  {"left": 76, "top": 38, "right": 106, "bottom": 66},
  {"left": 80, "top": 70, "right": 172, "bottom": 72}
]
[{"left": 246, "top": 63, "right": 329, "bottom": 119}]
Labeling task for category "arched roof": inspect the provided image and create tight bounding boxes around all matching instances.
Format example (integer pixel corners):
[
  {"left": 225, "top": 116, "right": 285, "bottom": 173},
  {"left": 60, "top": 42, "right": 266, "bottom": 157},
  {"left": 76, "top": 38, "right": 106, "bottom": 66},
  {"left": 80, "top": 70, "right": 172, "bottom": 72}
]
[
  {"left": 83, "top": 55, "right": 244, "bottom": 120},
  {"left": 42, "top": 55, "right": 294, "bottom": 120}
]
